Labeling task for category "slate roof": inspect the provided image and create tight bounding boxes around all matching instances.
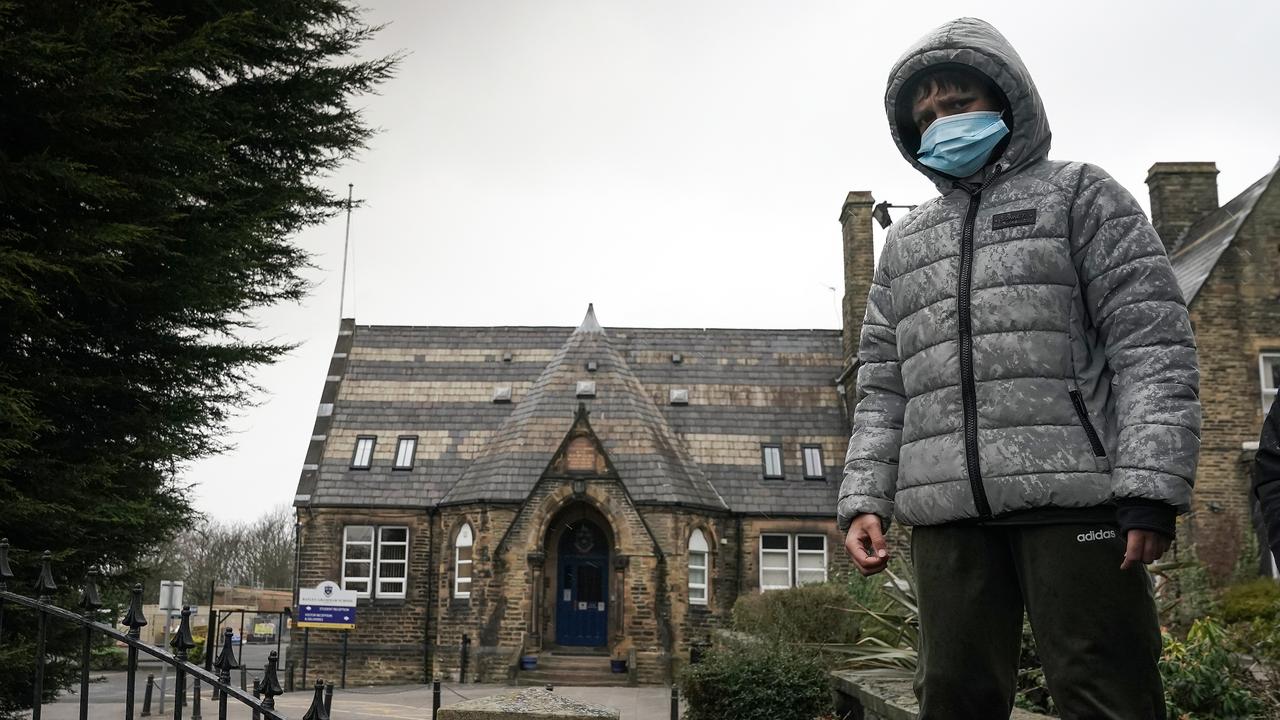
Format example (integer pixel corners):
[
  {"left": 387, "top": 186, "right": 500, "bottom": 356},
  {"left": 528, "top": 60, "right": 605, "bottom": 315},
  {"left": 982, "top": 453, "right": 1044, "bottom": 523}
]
[
  {"left": 1170, "top": 158, "right": 1280, "bottom": 303},
  {"left": 301, "top": 306, "right": 848, "bottom": 517}
]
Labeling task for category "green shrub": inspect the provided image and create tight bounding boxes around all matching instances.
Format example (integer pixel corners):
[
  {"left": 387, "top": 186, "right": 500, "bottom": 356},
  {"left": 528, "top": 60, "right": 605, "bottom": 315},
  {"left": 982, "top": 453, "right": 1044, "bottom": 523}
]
[
  {"left": 678, "top": 640, "right": 831, "bottom": 720},
  {"left": 1152, "top": 555, "right": 1218, "bottom": 632},
  {"left": 88, "top": 645, "right": 129, "bottom": 672},
  {"left": 732, "top": 582, "right": 862, "bottom": 645},
  {"left": 1160, "top": 618, "right": 1266, "bottom": 719},
  {"left": 1219, "top": 579, "right": 1280, "bottom": 624}
]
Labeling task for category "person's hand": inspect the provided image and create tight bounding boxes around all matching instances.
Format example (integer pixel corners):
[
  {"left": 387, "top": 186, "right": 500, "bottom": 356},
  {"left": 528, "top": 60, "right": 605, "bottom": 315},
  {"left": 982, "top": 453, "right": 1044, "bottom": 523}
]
[
  {"left": 1121, "top": 529, "right": 1171, "bottom": 570},
  {"left": 844, "top": 513, "right": 890, "bottom": 576}
]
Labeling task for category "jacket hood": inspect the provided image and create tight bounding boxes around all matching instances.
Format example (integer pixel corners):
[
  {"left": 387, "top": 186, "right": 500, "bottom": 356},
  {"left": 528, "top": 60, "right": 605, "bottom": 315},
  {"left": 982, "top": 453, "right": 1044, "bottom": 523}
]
[{"left": 886, "top": 17, "right": 1052, "bottom": 192}]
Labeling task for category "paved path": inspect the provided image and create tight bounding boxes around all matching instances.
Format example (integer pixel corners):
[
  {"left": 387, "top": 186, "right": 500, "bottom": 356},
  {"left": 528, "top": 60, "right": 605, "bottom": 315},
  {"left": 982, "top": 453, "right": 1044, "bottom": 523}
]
[{"left": 37, "top": 675, "right": 678, "bottom": 720}]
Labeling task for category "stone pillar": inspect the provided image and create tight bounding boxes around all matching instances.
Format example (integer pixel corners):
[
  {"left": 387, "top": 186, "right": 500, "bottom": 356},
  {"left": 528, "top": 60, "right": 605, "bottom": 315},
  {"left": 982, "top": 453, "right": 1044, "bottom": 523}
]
[
  {"left": 527, "top": 552, "right": 545, "bottom": 649},
  {"left": 840, "top": 192, "right": 876, "bottom": 370},
  {"left": 1146, "top": 161, "right": 1218, "bottom": 255}
]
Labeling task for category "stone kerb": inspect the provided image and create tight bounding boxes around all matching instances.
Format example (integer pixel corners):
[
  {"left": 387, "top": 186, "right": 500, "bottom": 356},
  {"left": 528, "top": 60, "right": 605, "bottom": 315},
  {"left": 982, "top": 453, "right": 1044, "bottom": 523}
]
[{"left": 439, "top": 688, "right": 620, "bottom": 720}]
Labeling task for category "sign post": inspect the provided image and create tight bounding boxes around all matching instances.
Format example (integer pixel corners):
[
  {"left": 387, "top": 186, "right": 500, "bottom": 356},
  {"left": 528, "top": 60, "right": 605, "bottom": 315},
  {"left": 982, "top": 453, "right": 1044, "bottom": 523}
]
[{"left": 296, "top": 581, "right": 357, "bottom": 688}]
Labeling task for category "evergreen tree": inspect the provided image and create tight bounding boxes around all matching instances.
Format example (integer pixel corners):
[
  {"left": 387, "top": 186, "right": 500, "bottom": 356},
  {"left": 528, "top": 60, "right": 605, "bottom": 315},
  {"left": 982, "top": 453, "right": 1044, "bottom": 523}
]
[{"left": 0, "top": 2, "right": 394, "bottom": 713}]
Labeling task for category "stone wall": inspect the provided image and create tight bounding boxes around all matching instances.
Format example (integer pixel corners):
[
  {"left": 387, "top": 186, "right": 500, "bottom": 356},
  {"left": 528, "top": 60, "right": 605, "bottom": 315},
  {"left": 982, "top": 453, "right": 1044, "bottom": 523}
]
[
  {"left": 295, "top": 506, "right": 432, "bottom": 685},
  {"left": 829, "top": 672, "right": 1052, "bottom": 720},
  {"left": 1183, "top": 174, "right": 1280, "bottom": 580}
]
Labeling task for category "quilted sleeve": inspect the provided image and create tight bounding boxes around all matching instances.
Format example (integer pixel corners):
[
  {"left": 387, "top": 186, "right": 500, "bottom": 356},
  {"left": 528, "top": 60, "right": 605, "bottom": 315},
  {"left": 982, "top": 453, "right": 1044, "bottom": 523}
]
[
  {"left": 1071, "top": 163, "right": 1201, "bottom": 513},
  {"left": 837, "top": 242, "right": 907, "bottom": 533}
]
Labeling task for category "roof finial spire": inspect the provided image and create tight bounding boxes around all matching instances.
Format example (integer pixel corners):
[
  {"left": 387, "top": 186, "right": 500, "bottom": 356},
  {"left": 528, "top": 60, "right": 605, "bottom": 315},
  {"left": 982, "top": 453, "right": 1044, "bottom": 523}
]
[{"left": 575, "top": 303, "right": 603, "bottom": 335}]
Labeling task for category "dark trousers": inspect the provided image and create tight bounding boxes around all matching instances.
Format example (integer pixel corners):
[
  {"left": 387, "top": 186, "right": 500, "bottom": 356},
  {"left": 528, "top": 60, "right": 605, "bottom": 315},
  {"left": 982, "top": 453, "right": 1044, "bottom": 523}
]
[{"left": 911, "top": 523, "right": 1165, "bottom": 720}]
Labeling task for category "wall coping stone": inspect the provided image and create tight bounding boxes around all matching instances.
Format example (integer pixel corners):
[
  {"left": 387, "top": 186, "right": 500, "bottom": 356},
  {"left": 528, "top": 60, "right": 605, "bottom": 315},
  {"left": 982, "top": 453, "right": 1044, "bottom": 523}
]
[
  {"left": 438, "top": 688, "right": 620, "bottom": 720},
  {"left": 830, "top": 671, "right": 1051, "bottom": 720}
]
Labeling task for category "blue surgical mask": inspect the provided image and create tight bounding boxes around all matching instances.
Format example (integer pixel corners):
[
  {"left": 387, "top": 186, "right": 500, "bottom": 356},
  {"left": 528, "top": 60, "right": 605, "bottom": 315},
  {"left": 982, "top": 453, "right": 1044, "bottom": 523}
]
[{"left": 916, "top": 110, "right": 1009, "bottom": 178}]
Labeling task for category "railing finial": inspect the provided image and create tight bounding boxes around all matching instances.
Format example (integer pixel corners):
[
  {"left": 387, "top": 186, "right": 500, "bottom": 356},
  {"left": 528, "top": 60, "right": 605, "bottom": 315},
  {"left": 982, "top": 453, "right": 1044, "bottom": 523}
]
[
  {"left": 302, "top": 680, "right": 329, "bottom": 720},
  {"left": 80, "top": 568, "right": 102, "bottom": 612},
  {"left": 170, "top": 605, "right": 197, "bottom": 660},
  {"left": 214, "top": 627, "right": 239, "bottom": 678},
  {"left": 123, "top": 583, "right": 148, "bottom": 638},
  {"left": 35, "top": 550, "right": 57, "bottom": 600},
  {"left": 0, "top": 538, "right": 13, "bottom": 589},
  {"left": 261, "top": 651, "right": 284, "bottom": 709}
]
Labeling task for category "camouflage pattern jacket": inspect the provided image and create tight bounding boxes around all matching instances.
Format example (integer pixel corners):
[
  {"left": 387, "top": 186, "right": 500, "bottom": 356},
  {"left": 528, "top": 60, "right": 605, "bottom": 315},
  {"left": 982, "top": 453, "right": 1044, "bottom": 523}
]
[{"left": 837, "top": 18, "right": 1201, "bottom": 532}]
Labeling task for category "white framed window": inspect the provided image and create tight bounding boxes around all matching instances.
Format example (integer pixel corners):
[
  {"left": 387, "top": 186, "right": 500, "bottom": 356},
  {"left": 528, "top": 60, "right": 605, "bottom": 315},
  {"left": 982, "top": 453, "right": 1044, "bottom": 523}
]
[
  {"left": 342, "top": 525, "right": 409, "bottom": 598},
  {"left": 761, "top": 444, "right": 784, "bottom": 479},
  {"left": 351, "top": 436, "right": 375, "bottom": 469},
  {"left": 377, "top": 527, "right": 408, "bottom": 597},
  {"left": 759, "top": 533, "right": 828, "bottom": 590},
  {"left": 802, "top": 445, "right": 824, "bottom": 479},
  {"left": 393, "top": 436, "right": 417, "bottom": 470},
  {"left": 1260, "top": 353, "right": 1280, "bottom": 412},
  {"left": 759, "top": 534, "right": 792, "bottom": 590},
  {"left": 342, "top": 526, "right": 374, "bottom": 595},
  {"left": 454, "top": 523, "right": 474, "bottom": 599},
  {"left": 688, "top": 529, "right": 709, "bottom": 605},
  {"left": 795, "top": 535, "right": 828, "bottom": 585}
]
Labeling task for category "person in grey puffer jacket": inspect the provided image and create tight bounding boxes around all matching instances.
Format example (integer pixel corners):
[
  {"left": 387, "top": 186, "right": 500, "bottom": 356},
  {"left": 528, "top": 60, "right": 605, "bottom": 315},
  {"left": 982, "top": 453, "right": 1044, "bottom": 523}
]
[{"left": 837, "top": 18, "right": 1200, "bottom": 719}]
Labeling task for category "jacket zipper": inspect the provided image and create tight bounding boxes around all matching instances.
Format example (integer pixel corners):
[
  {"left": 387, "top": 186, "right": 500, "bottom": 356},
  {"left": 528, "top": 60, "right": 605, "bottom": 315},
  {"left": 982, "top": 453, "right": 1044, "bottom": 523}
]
[
  {"left": 1069, "top": 390, "right": 1107, "bottom": 458},
  {"left": 958, "top": 174, "right": 999, "bottom": 519}
]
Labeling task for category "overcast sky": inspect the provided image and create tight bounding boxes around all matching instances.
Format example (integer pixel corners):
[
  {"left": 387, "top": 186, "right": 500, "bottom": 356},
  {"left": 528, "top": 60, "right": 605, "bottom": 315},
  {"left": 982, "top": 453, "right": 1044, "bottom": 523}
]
[{"left": 190, "top": 0, "right": 1280, "bottom": 522}]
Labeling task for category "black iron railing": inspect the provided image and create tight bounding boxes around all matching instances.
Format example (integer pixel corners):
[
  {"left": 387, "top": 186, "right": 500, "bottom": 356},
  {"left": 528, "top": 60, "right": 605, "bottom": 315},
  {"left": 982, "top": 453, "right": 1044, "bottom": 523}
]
[{"left": 0, "top": 540, "right": 331, "bottom": 720}]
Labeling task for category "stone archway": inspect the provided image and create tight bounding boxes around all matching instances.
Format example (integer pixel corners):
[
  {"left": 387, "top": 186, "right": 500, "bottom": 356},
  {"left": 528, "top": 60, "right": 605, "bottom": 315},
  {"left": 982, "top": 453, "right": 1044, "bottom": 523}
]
[{"left": 539, "top": 502, "right": 616, "bottom": 650}]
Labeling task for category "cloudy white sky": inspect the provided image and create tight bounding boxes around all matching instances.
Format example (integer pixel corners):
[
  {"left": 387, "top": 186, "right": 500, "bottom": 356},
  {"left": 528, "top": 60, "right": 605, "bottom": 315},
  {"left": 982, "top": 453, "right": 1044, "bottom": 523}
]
[{"left": 190, "top": 0, "right": 1280, "bottom": 522}]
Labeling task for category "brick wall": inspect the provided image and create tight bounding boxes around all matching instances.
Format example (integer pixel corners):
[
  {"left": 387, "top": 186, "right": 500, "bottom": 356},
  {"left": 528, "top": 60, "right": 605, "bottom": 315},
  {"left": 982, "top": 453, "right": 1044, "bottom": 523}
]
[{"left": 1146, "top": 162, "right": 1219, "bottom": 254}]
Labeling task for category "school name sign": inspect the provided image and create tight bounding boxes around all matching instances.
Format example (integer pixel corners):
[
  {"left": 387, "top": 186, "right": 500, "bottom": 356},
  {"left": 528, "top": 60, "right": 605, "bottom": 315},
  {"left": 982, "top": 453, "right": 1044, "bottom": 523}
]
[{"left": 297, "top": 581, "right": 357, "bottom": 630}]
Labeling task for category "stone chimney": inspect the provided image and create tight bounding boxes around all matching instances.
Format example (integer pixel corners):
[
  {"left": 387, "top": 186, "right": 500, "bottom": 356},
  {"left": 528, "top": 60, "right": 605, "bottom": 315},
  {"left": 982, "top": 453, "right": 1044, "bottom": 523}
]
[
  {"left": 1146, "top": 162, "right": 1218, "bottom": 255},
  {"left": 840, "top": 192, "right": 876, "bottom": 371}
]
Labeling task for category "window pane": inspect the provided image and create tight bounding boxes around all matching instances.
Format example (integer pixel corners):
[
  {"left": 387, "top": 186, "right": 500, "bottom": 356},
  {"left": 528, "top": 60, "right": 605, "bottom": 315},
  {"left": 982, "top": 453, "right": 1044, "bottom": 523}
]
[
  {"left": 457, "top": 546, "right": 472, "bottom": 563},
  {"left": 689, "top": 529, "right": 708, "bottom": 553},
  {"left": 344, "top": 561, "right": 371, "bottom": 581},
  {"left": 690, "top": 585, "right": 706, "bottom": 602},
  {"left": 345, "top": 543, "right": 372, "bottom": 560},
  {"left": 797, "top": 553, "right": 825, "bottom": 571},
  {"left": 761, "top": 534, "right": 789, "bottom": 550},
  {"left": 804, "top": 447, "right": 823, "bottom": 476},
  {"left": 761, "top": 551, "right": 790, "bottom": 571},
  {"left": 395, "top": 438, "right": 416, "bottom": 468},
  {"left": 456, "top": 560, "right": 472, "bottom": 581},
  {"left": 689, "top": 550, "right": 707, "bottom": 571},
  {"left": 345, "top": 526, "right": 374, "bottom": 543},
  {"left": 344, "top": 579, "right": 369, "bottom": 593},
  {"left": 797, "top": 536, "right": 825, "bottom": 552},
  {"left": 353, "top": 437, "right": 374, "bottom": 467},
  {"left": 457, "top": 524, "right": 473, "bottom": 546},
  {"left": 796, "top": 569, "right": 826, "bottom": 586},
  {"left": 379, "top": 561, "right": 406, "bottom": 579},
  {"left": 1268, "top": 357, "right": 1280, "bottom": 389},
  {"left": 381, "top": 527, "right": 408, "bottom": 543},
  {"left": 763, "top": 446, "right": 782, "bottom": 476},
  {"left": 689, "top": 567, "right": 706, "bottom": 585},
  {"left": 761, "top": 568, "right": 790, "bottom": 588},
  {"left": 379, "top": 579, "right": 405, "bottom": 594}
]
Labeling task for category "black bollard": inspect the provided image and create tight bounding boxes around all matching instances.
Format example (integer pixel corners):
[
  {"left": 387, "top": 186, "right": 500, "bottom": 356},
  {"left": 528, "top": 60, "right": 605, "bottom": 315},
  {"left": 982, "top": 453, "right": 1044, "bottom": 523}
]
[
  {"left": 141, "top": 675, "right": 155, "bottom": 717},
  {"left": 240, "top": 665, "right": 248, "bottom": 691},
  {"left": 670, "top": 685, "right": 679, "bottom": 720},
  {"left": 286, "top": 659, "right": 296, "bottom": 693},
  {"left": 324, "top": 682, "right": 334, "bottom": 715},
  {"left": 545, "top": 684, "right": 553, "bottom": 692},
  {"left": 191, "top": 678, "right": 201, "bottom": 720},
  {"left": 251, "top": 679, "right": 261, "bottom": 720}
]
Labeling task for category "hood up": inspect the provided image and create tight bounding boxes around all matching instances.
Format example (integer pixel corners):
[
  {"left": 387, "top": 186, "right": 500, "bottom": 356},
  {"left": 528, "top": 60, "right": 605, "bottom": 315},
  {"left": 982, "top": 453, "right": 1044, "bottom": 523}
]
[{"left": 886, "top": 17, "right": 1052, "bottom": 193}]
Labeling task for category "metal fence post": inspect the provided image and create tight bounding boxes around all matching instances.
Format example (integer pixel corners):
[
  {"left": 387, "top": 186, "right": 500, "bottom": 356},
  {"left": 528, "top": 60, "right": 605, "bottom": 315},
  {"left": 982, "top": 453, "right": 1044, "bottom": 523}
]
[
  {"left": 670, "top": 685, "right": 679, "bottom": 720},
  {"left": 79, "top": 570, "right": 102, "bottom": 720},
  {"left": 141, "top": 675, "right": 155, "bottom": 717},
  {"left": 251, "top": 679, "right": 262, "bottom": 720},
  {"left": 32, "top": 551, "right": 57, "bottom": 720},
  {"left": 432, "top": 678, "right": 440, "bottom": 720},
  {"left": 124, "top": 585, "right": 149, "bottom": 720}
]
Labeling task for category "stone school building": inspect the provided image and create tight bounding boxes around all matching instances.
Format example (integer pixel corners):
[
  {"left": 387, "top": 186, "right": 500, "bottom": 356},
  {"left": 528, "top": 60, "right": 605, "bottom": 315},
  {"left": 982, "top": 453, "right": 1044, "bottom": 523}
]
[
  {"left": 291, "top": 158, "right": 1280, "bottom": 686},
  {"left": 290, "top": 184, "right": 877, "bottom": 689}
]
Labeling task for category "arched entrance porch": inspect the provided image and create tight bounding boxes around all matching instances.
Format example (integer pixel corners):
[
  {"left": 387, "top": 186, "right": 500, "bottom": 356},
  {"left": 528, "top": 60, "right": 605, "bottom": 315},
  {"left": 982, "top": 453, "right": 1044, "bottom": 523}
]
[{"left": 540, "top": 503, "right": 616, "bottom": 649}]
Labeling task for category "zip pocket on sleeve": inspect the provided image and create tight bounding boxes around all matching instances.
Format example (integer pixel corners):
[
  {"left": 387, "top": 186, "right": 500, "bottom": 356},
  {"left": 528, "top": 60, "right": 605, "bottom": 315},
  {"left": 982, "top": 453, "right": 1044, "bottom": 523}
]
[{"left": 1069, "top": 389, "right": 1107, "bottom": 458}]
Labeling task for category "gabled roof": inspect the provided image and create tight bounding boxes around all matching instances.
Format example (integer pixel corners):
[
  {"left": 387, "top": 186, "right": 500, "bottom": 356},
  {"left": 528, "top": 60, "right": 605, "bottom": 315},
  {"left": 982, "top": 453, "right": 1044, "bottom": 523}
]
[
  {"left": 440, "top": 305, "right": 728, "bottom": 510},
  {"left": 1170, "top": 158, "right": 1280, "bottom": 303}
]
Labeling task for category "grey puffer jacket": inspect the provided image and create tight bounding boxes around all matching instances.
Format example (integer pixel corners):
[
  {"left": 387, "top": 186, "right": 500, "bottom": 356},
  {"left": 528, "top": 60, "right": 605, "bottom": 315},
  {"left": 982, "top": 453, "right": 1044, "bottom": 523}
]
[{"left": 836, "top": 18, "right": 1201, "bottom": 532}]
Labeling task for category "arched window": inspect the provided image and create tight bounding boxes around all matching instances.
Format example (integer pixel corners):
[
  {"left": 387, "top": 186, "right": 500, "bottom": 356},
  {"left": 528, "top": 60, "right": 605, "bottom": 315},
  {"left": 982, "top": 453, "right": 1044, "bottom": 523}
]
[
  {"left": 454, "top": 523, "right": 474, "bottom": 599},
  {"left": 688, "top": 528, "right": 709, "bottom": 605}
]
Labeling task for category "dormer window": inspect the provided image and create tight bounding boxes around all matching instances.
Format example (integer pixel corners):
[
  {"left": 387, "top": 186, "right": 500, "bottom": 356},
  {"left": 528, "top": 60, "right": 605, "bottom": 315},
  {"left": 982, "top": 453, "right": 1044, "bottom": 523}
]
[
  {"left": 669, "top": 388, "right": 689, "bottom": 405},
  {"left": 761, "top": 444, "right": 783, "bottom": 479},
  {"left": 576, "top": 381, "right": 596, "bottom": 398},
  {"left": 393, "top": 437, "right": 417, "bottom": 470},
  {"left": 493, "top": 385, "right": 513, "bottom": 403}
]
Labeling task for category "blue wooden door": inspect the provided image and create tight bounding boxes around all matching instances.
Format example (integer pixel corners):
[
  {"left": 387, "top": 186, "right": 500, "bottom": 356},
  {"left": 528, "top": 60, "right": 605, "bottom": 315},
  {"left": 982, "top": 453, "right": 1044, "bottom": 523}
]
[{"left": 555, "top": 522, "right": 608, "bottom": 646}]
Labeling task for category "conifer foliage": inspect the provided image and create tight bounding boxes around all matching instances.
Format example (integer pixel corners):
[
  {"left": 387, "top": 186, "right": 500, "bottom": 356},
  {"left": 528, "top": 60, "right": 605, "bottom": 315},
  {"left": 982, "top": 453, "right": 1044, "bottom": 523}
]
[{"left": 0, "top": 2, "right": 393, "bottom": 712}]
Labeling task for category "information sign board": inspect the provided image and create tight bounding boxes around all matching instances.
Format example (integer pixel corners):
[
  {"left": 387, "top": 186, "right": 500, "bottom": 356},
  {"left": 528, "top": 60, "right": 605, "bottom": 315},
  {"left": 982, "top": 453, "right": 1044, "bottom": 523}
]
[{"left": 297, "top": 580, "right": 358, "bottom": 630}]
